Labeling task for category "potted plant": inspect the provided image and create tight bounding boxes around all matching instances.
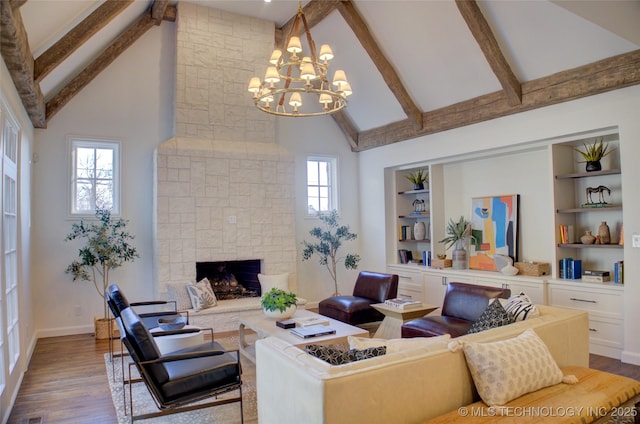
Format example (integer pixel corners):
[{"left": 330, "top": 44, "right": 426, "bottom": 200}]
[
  {"left": 302, "top": 210, "right": 361, "bottom": 296},
  {"left": 261, "top": 288, "right": 298, "bottom": 319},
  {"left": 405, "top": 169, "right": 428, "bottom": 190},
  {"left": 65, "top": 209, "right": 139, "bottom": 339},
  {"left": 575, "top": 137, "right": 613, "bottom": 172},
  {"left": 439, "top": 216, "right": 475, "bottom": 270}
]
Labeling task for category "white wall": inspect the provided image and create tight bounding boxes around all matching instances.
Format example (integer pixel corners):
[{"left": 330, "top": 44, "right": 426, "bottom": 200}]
[
  {"left": 0, "top": 58, "right": 35, "bottom": 423},
  {"left": 31, "top": 23, "right": 175, "bottom": 336},
  {"left": 277, "top": 115, "right": 361, "bottom": 302},
  {"left": 359, "top": 85, "right": 640, "bottom": 364}
]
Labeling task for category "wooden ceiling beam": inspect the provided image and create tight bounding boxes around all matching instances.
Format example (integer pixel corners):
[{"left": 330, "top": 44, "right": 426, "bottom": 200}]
[
  {"left": 336, "top": 0, "right": 423, "bottom": 130},
  {"left": 45, "top": 11, "right": 157, "bottom": 122},
  {"left": 151, "top": 0, "right": 170, "bottom": 25},
  {"left": 455, "top": 0, "right": 522, "bottom": 106},
  {"left": 0, "top": 0, "right": 46, "bottom": 127},
  {"left": 355, "top": 49, "right": 640, "bottom": 151},
  {"left": 34, "top": 0, "right": 133, "bottom": 83}
]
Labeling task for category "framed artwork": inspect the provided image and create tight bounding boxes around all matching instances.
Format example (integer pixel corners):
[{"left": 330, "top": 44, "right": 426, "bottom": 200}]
[{"left": 470, "top": 194, "right": 519, "bottom": 271}]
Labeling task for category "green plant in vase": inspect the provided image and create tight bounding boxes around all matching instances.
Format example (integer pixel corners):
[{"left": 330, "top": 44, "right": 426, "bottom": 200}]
[
  {"left": 439, "top": 216, "right": 476, "bottom": 270},
  {"left": 405, "top": 169, "right": 428, "bottom": 190},
  {"left": 261, "top": 288, "right": 298, "bottom": 319},
  {"left": 575, "top": 137, "right": 613, "bottom": 172}
]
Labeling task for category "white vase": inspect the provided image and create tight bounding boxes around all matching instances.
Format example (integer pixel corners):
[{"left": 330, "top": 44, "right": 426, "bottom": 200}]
[
  {"left": 263, "top": 304, "right": 296, "bottom": 320},
  {"left": 414, "top": 221, "right": 426, "bottom": 240}
]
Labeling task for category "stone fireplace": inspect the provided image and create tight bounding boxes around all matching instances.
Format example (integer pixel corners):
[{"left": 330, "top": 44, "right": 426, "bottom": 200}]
[{"left": 154, "top": 3, "right": 297, "bottom": 294}]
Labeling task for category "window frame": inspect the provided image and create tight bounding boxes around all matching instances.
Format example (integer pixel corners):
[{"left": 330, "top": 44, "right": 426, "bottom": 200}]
[
  {"left": 68, "top": 136, "right": 121, "bottom": 217},
  {"left": 306, "top": 155, "right": 338, "bottom": 217}
]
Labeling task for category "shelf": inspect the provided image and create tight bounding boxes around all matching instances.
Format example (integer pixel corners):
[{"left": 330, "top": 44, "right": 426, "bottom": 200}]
[
  {"left": 557, "top": 243, "right": 623, "bottom": 249},
  {"left": 398, "top": 239, "right": 431, "bottom": 243},
  {"left": 398, "top": 214, "right": 430, "bottom": 219},
  {"left": 398, "top": 189, "right": 430, "bottom": 195},
  {"left": 555, "top": 169, "right": 621, "bottom": 180},
  {"left": 557, "top": 205, "right": 622, "bottom": 213}
]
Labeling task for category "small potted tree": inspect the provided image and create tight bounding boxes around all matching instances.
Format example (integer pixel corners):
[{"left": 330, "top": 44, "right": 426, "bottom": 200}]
[
  {"left": 65, "top": 209, "right": 139, "bottom": 339},
  {"left": 302, "top": 210, "right": 361, "bottom": 296},
  {"left": 439, "top": 216, "right": 475, "bottom": 270},
  {"left": 261, "top": 288, "right": 298, "bottom": 319},
  {"left": 405, "top": 169, "right": 428, "bottom": 190}
]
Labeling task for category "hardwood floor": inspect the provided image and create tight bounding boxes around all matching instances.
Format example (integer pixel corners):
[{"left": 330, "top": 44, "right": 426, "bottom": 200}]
[{"left": 7, "top": 333, "right": 640, "bottom": 423}]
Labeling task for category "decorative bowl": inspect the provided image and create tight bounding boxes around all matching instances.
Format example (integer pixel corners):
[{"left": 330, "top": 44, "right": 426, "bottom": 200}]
[
  {"left": 157, "top": 316, "right": 187, "bottom": 331},
  {"left": 436, "top": 254, "right": 447, "bottom": 260}
]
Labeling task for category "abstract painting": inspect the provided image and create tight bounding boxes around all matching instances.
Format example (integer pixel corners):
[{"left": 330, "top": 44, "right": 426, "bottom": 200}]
[{"left": 470, "top": 194, "right": 519, "bottom": 271}]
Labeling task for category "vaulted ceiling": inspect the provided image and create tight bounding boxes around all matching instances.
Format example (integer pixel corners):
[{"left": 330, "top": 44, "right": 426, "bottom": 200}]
[{"left": 2, "top": 0, "right": 639, "bottom": 151}]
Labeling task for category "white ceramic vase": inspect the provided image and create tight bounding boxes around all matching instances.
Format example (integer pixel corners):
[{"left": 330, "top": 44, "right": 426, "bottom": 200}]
[
  {"left": 263, "top": 304, "right": 296, "bottom": 320},
  {"left": 414, "top": 221, "right": 426, "bottom": 240}
]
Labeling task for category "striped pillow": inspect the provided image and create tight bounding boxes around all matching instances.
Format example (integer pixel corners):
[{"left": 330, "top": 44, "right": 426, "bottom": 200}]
[{"left": 503, "top": 292, "right": 539, "bottom": 321}]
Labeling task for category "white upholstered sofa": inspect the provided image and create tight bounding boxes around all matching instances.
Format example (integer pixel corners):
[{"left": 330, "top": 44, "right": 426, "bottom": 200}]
[{"left": 255, "top": 305, "right": 590, "bottom": 424}]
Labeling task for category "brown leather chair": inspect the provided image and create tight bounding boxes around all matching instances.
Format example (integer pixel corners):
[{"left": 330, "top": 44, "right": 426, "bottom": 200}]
[
  {"left": 401, "top": 282, "right": 510, "bottom": 338},
  {"left": 318, "top": 271, "right": 399, "bottom": 325}
]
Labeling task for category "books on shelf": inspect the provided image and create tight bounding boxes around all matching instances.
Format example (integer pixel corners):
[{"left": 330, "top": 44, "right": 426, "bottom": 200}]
[
  {"left": 290, "top": 325, "right": 336, "bottom": 339},
  {"left": 559, "top": 258, "right": 581, "bottom": 279},
  {"left": 614, "top": 261, "right": 624, "bottom": 284},
  {"left": 397, "top": 249, "right": 413, "bottom": 264},
  {"left": 384, "top": 298, "right": 423, "bottom": 310},
  {"left": 293, "top": 316, "right": 330, "bottom": 327},
  {"left": 558, "top": 225, "right": 575, "bottom": 244}
]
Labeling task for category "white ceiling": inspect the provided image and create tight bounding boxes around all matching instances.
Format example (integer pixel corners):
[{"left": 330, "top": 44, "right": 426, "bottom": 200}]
[{"left": 19, "top": 0, "right": 640, "bottom": 133}]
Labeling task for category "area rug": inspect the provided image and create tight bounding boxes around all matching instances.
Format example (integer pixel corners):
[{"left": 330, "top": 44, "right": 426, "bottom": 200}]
[{"left": 105, "top": 335, "right": 257, "bottom": 423}]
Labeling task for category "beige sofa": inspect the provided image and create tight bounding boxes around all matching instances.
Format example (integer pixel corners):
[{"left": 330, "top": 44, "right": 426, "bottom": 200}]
[{"left": 255, "top": 305, "right": 589, "bottom": 424}]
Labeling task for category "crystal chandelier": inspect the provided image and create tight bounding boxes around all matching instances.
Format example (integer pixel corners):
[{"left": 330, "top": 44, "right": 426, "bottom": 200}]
[{"left": 248, "top": 3, "right": 352, "bottom": 117}]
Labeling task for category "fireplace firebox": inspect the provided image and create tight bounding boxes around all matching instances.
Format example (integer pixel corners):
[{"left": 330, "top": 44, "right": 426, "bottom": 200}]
[{"left": 196, "top": 260, "right": 262, "bottom": 299}]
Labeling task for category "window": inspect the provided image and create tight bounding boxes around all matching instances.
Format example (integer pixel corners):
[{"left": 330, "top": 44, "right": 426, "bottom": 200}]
[
  {"left": 70, "top": 138, "right": 120, "bottom": 215},
  {"left": 306, "top": 156, "right": 337, "bottom": 215}
]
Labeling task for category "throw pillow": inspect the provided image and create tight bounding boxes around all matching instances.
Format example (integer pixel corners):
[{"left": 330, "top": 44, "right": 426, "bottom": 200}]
[
  {"left": 461, "top": 328, "right": 564, "bottom": 406},
  {"left": 165, "top": 281, "right": 192, "bottom": 311},
  {"left": 186, "top": 278, "right": 217, "bottom": 311},
  {"left": 503, "top": 292, "right": 539, "bottom": 321},
  {"left": 348, "top": 334, "right": 451, "bottom": 353},
  {"left": 305, "top": 344, "right": 386, "bottom": 365},
  {"left": 466, "top": 298, "right": 513, "bottom": 334},
  {"left": 257, "top": 273, "right": 289, "bottom": 294}
]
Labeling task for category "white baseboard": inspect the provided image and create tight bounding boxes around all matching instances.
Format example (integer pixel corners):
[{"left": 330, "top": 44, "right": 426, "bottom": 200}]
[
  {"left": 36, "top": 324, "right": 94, "bottom": 339},
  {"left": 621, "top": 350, "right": 640, "bottom": 366}
]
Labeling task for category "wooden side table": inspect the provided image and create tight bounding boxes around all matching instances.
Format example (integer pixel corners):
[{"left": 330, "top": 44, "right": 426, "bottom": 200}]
[{"left": 371, "top": 303, "right": 438, "bottom": 339}]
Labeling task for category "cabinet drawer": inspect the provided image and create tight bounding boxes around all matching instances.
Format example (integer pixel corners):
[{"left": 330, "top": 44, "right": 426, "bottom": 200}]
[
  {"left": 397, "top": 287, "right": 423, "bottom": 302},
  {"left": 548, "top": 287, "right": 622, "bottom": 318},
  {"left": 588, "top": 317, "right": 623, "bottom": 349}
]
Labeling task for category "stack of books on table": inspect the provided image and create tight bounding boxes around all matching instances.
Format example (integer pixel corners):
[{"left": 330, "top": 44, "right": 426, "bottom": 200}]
[
  {"left": 290, "top": 325, "right": 336, "bottom": 339},
  {"left": 582, "top": 270, "right": 611, "bottom": 283},
  {"left": 293, "top": 316, "right": 330, "bottom": 327},
  {"left": 384, "top": 298, "right": 423, "bottom": 310}
]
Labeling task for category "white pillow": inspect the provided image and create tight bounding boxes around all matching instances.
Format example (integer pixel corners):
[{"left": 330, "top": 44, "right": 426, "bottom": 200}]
[
  {"left": 186, "top": 278, "right": 217, "bottom": 311},
  {"left": 461, "top": 328, "right": 563, "bottom": 407},
  {"left": 165, "top": 281, "right": 192, "bottom": 311},
  {"left": 502, "top": 292, "right": 539, "bottom": 321},
  {"left": 348, "top": 334, "right": 451, "bottom": 354},
  {"left": 258, "top": 273, "right": 289, "bottom": 293}
]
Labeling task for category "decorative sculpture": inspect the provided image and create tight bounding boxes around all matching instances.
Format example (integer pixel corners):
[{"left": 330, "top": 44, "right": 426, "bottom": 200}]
[{"left": 585, "top": 185, "right": 611, "bottom": 205}]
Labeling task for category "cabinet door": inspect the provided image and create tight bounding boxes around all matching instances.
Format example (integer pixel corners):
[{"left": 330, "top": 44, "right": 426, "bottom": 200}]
[
  {"left": 423, "top": 273, "right": 448, "bottom": 309},
  {"left": 501, "top": 281, "right": 545, "bottom": 304}
]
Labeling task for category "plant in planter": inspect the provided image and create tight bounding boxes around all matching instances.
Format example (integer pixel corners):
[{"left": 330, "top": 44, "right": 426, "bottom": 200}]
[
  {"left": 261, "top": 288, "right": 298, "bottom": 319},
  {"left": 302, "top": 210, "right": 361, "bottom": 296},
  {"left": 405, "top": 169, "right": 428, "bottom": 190},
  {"left": 65, "top": 209, "right": 138, "bottom": 338},
  {"left": 439, "top": 216, "right": 476, "bottom": 270},
  {"left": 575, "top": 137, "right": 613, "bottom": 172}
]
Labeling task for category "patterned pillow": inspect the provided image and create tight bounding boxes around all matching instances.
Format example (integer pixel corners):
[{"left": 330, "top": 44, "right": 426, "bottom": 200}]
[
  {"left": 305, "top": 344, "right": 386, "bottom": 365},
  {"left": 186, "top": 278, "right": 217, "bottom": 311},
  {"left": 166, "top": 281, "right": 192, "bottom": 310},
  {"left": 466, "top": 298, "right": 513, "bottom": 334},
  {"left": 461, "top": 328, "right": 564, "bottom": 406},
  {"left": 503, "top": 292, "right": 539, "bottom": 321}
]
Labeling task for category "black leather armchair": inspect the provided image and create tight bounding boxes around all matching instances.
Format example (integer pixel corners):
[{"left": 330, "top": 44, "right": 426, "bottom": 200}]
[
  {"left": 117, "top": 306, "right": 243, "bottom": 422},
  {"left": 401, "top": 282, "right": 510, "bottom": 338},
  {"left": 318, "top": 271, "right": 398, "bottom": 325}
]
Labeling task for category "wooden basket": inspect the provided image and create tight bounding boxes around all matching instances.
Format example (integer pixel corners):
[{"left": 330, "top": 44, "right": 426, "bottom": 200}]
[
  {"left": 514, "top": 262, "right": 551, "bottom": 276},
  {"left": 94, "top": 317, "right": 119, "bottom": 340},
  {"left": 431, "top": 258, "right": 452, "bottom": 269}
]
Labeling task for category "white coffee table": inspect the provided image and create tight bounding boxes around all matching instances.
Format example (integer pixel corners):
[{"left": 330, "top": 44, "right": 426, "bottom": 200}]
[
  {"left": 239, "top": 309, "right": 369, "bottom": 362},
  {"left": 149, "top": 325, "right": 205, "bottom": 354}
]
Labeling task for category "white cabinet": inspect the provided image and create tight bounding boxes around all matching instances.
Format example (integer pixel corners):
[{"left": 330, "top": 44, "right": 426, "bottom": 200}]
[
  {"left": 387, "top": 265, "right": 424, "bottom": 303},
  {"left": 423, "top": 271, "right": 449, "bottom": 310},
  {"left": 547, "top": 279, "right": 623, "bottom": 358}
]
